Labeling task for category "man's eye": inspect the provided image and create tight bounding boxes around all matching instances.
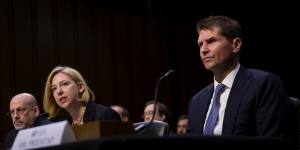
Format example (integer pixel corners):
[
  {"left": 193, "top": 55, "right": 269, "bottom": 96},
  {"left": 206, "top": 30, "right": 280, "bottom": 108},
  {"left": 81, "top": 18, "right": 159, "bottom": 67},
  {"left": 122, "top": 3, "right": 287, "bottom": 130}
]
[{"left": 198, "top": 42, "right": 203, "bottom": 48}]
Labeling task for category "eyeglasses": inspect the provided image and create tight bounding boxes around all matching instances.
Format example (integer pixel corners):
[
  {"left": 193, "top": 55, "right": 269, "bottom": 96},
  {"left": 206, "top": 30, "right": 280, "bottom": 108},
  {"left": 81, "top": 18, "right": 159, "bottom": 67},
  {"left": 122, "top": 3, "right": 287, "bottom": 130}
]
[
  {"left": 7, "top": 106, "right": 34, "bottom": 117},
  {"left": 177, "top": 124, "right": 188, "bottom": 128},
  {"left": 142, "top": 110, "right": 155, "bottom": 119}
]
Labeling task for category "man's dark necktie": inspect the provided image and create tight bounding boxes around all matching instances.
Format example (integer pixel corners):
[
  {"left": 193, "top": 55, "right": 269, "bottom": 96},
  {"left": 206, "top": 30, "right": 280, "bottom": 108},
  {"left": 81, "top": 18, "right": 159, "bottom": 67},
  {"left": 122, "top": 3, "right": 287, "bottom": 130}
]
[{"left": 203, "top": 83, "right": 226, "bottom": 135}]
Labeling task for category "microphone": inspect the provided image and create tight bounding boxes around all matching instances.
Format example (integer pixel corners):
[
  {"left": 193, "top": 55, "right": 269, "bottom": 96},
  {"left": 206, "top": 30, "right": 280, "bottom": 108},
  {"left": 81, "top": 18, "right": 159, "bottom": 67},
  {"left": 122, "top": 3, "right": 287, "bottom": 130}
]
[
  {"left": 135, "top": 69, "right": 175, "bottom": 134},
  {"left": 163, "top": 69, "right": 176, "bottom": 78},
  {"left": 151, "top": 69, "right": 175, "bottom": 121},
  {"left": 152, "top": 69, "right": 175, "bottom": 122}
]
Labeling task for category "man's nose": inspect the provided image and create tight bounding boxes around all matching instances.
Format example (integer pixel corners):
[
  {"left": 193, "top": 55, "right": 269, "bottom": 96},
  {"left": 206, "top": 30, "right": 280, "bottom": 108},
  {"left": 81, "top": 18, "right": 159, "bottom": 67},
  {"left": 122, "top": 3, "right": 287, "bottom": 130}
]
[
  {"left": 145, "top": 116, "right": 151, "bottom": 121},
  {"left": 200, "top": 44, "right": 209, "bottom": 53},
  {"left": 12, "top": 112, "right": 20, "bottom": 119}
]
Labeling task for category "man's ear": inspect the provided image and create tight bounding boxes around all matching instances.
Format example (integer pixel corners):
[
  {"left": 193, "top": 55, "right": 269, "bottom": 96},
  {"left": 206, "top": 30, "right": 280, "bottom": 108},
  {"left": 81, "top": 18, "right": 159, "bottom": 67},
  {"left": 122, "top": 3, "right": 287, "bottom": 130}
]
[
  {"left": 232, "top": 38, "right": 242, "bottom": 53},
  {"left": 161, "top": 114, "right": 166, "bottom": 121},
  {"left": 33, "top": 106, "right": 40, "bottom": 117}
]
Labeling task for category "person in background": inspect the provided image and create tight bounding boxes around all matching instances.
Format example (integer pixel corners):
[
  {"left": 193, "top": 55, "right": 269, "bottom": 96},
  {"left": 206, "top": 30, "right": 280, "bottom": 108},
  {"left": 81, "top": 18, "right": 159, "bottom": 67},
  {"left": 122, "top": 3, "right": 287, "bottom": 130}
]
[
  {"left": 188, "top": 15, "right": 293, "bottom": 143},
  {"left": 143, "top": 100, "right": 169, "bottom": 122},
  {"left": 43, "top": 66, "right": 120, "bottom": 126},
  {"left": 5, "top": 93, "right": 51, "bottom": 149},
  {"left": 110, "top": 105, "right": 129, "bottom": 122},
  {"left": 176, "top": 115, "right": 188, "bottom": 135}
]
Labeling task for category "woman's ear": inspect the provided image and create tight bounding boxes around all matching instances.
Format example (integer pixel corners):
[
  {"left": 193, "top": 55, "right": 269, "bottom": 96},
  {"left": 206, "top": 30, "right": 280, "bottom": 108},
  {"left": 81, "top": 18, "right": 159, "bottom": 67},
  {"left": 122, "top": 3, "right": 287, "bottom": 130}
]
[
  {"left": 232, "top": 38, "right": 242, "bottom": 53},
  {"left": 78, "top": 82, "right": 85, "bottom": 93}
]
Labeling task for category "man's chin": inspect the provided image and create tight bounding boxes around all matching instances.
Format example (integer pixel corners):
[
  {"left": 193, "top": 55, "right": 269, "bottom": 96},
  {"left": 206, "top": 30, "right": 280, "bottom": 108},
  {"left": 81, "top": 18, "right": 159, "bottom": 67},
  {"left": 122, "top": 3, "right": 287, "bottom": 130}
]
[
  {"left": 14, "top": 124, "right": 25, "bottom": 130},
  {"left": 203, "top": 63, "right": 218, "bottom": 72},
  {"left": 204, "top": 66, "right": 214, "bottom": 72},
  {"left": 203, "top": 63, "right": 213, "bottom": 69}
]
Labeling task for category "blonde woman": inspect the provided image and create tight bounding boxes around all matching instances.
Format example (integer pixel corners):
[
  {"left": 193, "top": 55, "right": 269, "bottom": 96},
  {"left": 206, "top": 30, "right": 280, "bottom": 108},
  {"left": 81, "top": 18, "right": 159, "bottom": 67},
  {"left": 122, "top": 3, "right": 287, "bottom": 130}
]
[{"left": 43, "top": 66, "right": 120, "bottom": 125}]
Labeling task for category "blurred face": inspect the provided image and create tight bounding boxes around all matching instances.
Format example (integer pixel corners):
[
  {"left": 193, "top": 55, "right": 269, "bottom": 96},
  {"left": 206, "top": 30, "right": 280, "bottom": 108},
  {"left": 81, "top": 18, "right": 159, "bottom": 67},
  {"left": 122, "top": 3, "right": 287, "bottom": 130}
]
[
  {"left": 143, "top": 104, "right": 165, "bottom": 122},
  {"left": 10, "top": 96, "right": 39, "bottom": 130},
  {"left": 111, "top": 106, "right": 123, "bottom": 116},
  {"left": 111, "top": 106, "right": 128, "bottom": 122},
  {"left": 177, "top": 118, "right": 188, "bottom": 135},
  {"left": 51, "top": 72, "right": 84, "bottom": 110},
  {"left": 197, "top": 26, "right": 240, "bottom": 74}
]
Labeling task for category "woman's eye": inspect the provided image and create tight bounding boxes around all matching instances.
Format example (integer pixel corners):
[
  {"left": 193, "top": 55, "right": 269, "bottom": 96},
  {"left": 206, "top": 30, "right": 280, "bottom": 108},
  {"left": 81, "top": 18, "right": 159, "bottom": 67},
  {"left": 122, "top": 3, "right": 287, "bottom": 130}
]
[{"left": 51, "top": 87, "right": 57, "bottom": 91}]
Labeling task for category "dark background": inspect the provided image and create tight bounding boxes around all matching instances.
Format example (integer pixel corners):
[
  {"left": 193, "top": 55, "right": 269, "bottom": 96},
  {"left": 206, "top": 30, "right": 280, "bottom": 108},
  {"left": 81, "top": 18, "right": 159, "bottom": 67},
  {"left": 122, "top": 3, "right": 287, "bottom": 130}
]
[{"left": 0, "top": 0, "right": 298, "bottom": 142}]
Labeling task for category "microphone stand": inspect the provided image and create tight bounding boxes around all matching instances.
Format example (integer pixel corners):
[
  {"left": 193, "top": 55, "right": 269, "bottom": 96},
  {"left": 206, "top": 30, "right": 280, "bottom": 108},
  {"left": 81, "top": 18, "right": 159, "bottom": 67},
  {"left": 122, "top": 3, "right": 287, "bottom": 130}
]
[
  {"left": 147, "top": 75, "right": 165, "bottom": 127},
  {"left": 135, "top": 70, "right": 175, "bottom": 133}
]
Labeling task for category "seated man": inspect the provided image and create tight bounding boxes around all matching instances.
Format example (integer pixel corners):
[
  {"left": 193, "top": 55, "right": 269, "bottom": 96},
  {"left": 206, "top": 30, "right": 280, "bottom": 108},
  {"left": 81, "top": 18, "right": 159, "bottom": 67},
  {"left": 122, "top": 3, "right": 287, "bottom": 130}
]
[
  {"left": 4, "top": 93, "right": 51, "bottom": 149},
  {"left": 133, "top": 100, "right": 170, "bottom": 136},
  {"left": 143, "top": 100, "right": 169, "bottom": 122},
  {"left": 176, "top": 115, "right": 188, "bottom": 135}
]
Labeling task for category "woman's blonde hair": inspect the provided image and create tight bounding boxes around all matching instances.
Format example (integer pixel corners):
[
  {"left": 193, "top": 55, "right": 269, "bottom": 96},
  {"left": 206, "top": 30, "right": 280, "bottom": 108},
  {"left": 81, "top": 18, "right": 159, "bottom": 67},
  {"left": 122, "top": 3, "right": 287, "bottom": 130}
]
[{"left": 43, "top": 66, "right": 95, "bottom": 119}]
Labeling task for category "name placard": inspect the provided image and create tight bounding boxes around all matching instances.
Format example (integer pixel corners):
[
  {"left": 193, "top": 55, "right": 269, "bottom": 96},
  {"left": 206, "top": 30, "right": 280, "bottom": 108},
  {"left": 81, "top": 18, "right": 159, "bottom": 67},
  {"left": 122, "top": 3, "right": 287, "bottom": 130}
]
[{"left": 12, "top": 121, "right": 75, "bottom": 150}]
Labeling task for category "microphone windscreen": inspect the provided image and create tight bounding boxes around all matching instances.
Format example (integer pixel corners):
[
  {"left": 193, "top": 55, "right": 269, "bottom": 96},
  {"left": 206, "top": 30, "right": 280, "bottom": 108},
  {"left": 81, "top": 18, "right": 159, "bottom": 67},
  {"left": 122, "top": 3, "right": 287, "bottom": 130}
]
[{"left": 164, "top": 69, "right": 175, "bottom": 77}]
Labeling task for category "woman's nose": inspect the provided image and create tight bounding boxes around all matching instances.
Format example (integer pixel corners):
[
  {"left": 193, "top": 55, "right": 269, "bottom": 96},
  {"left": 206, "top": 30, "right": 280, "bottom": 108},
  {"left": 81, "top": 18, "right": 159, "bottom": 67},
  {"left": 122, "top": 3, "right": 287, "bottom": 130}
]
[{"left": 56, "top": 87, "right": 64, "bottom": 95}]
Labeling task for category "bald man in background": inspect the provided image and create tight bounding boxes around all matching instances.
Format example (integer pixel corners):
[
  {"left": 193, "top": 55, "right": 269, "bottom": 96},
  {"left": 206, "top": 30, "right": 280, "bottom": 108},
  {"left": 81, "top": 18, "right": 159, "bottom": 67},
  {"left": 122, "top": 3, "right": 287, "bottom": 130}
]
[
  {"left": 4, "top": 93, "right": 51, "bottom": 149},
  {"left": 110, "top": 105, "right": 129, "bottom": 122}
]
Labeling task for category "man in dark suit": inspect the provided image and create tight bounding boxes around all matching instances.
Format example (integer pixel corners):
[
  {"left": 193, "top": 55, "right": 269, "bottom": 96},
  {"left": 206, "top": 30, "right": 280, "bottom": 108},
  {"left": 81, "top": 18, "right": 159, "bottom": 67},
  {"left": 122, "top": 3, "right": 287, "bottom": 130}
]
[
  {"left": 4, "top": 93, "right": 52, "bottom": 149},
  {"left": 188, "top": 16, "right": 293, "bottom": 141}
]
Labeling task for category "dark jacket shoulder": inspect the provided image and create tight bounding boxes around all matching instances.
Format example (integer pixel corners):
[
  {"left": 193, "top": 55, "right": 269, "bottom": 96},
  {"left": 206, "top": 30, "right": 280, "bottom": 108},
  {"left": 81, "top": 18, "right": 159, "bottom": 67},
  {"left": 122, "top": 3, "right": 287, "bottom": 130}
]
[
  {"left": 4, "top": 129, "right": 18, "bottom": 150},
  {"left": 33, "top": 113, "right": 52, "bottom": 126},
  {"left": 4, "top": 113, "right": 52, "bottom": 149},
  {"left": 49, "top": 100, "right": 121, "bottom": 123},
  {"left": 84, "top": 100, "right": 121, "bottom": 122}
]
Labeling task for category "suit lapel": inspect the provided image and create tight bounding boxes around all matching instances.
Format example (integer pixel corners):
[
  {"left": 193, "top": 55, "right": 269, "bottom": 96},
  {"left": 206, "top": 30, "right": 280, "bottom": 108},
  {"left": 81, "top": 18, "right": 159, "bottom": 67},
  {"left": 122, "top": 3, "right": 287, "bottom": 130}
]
[
  {"left": 189, "top": 84, "right": 214, "bottom": 134},
  {"left": 196, "top": 84, "right": 214, "bottom": 133},
  {"left": 222, "top": 66, "right": 251, "bottom": 135}
]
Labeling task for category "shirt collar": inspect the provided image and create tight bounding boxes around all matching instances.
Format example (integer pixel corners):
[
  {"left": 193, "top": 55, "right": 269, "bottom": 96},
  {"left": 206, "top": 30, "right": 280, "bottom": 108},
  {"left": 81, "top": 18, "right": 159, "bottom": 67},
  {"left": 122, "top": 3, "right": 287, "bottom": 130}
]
[{"left": 214, "top": 63, "right": 240, "bottom": 89}]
